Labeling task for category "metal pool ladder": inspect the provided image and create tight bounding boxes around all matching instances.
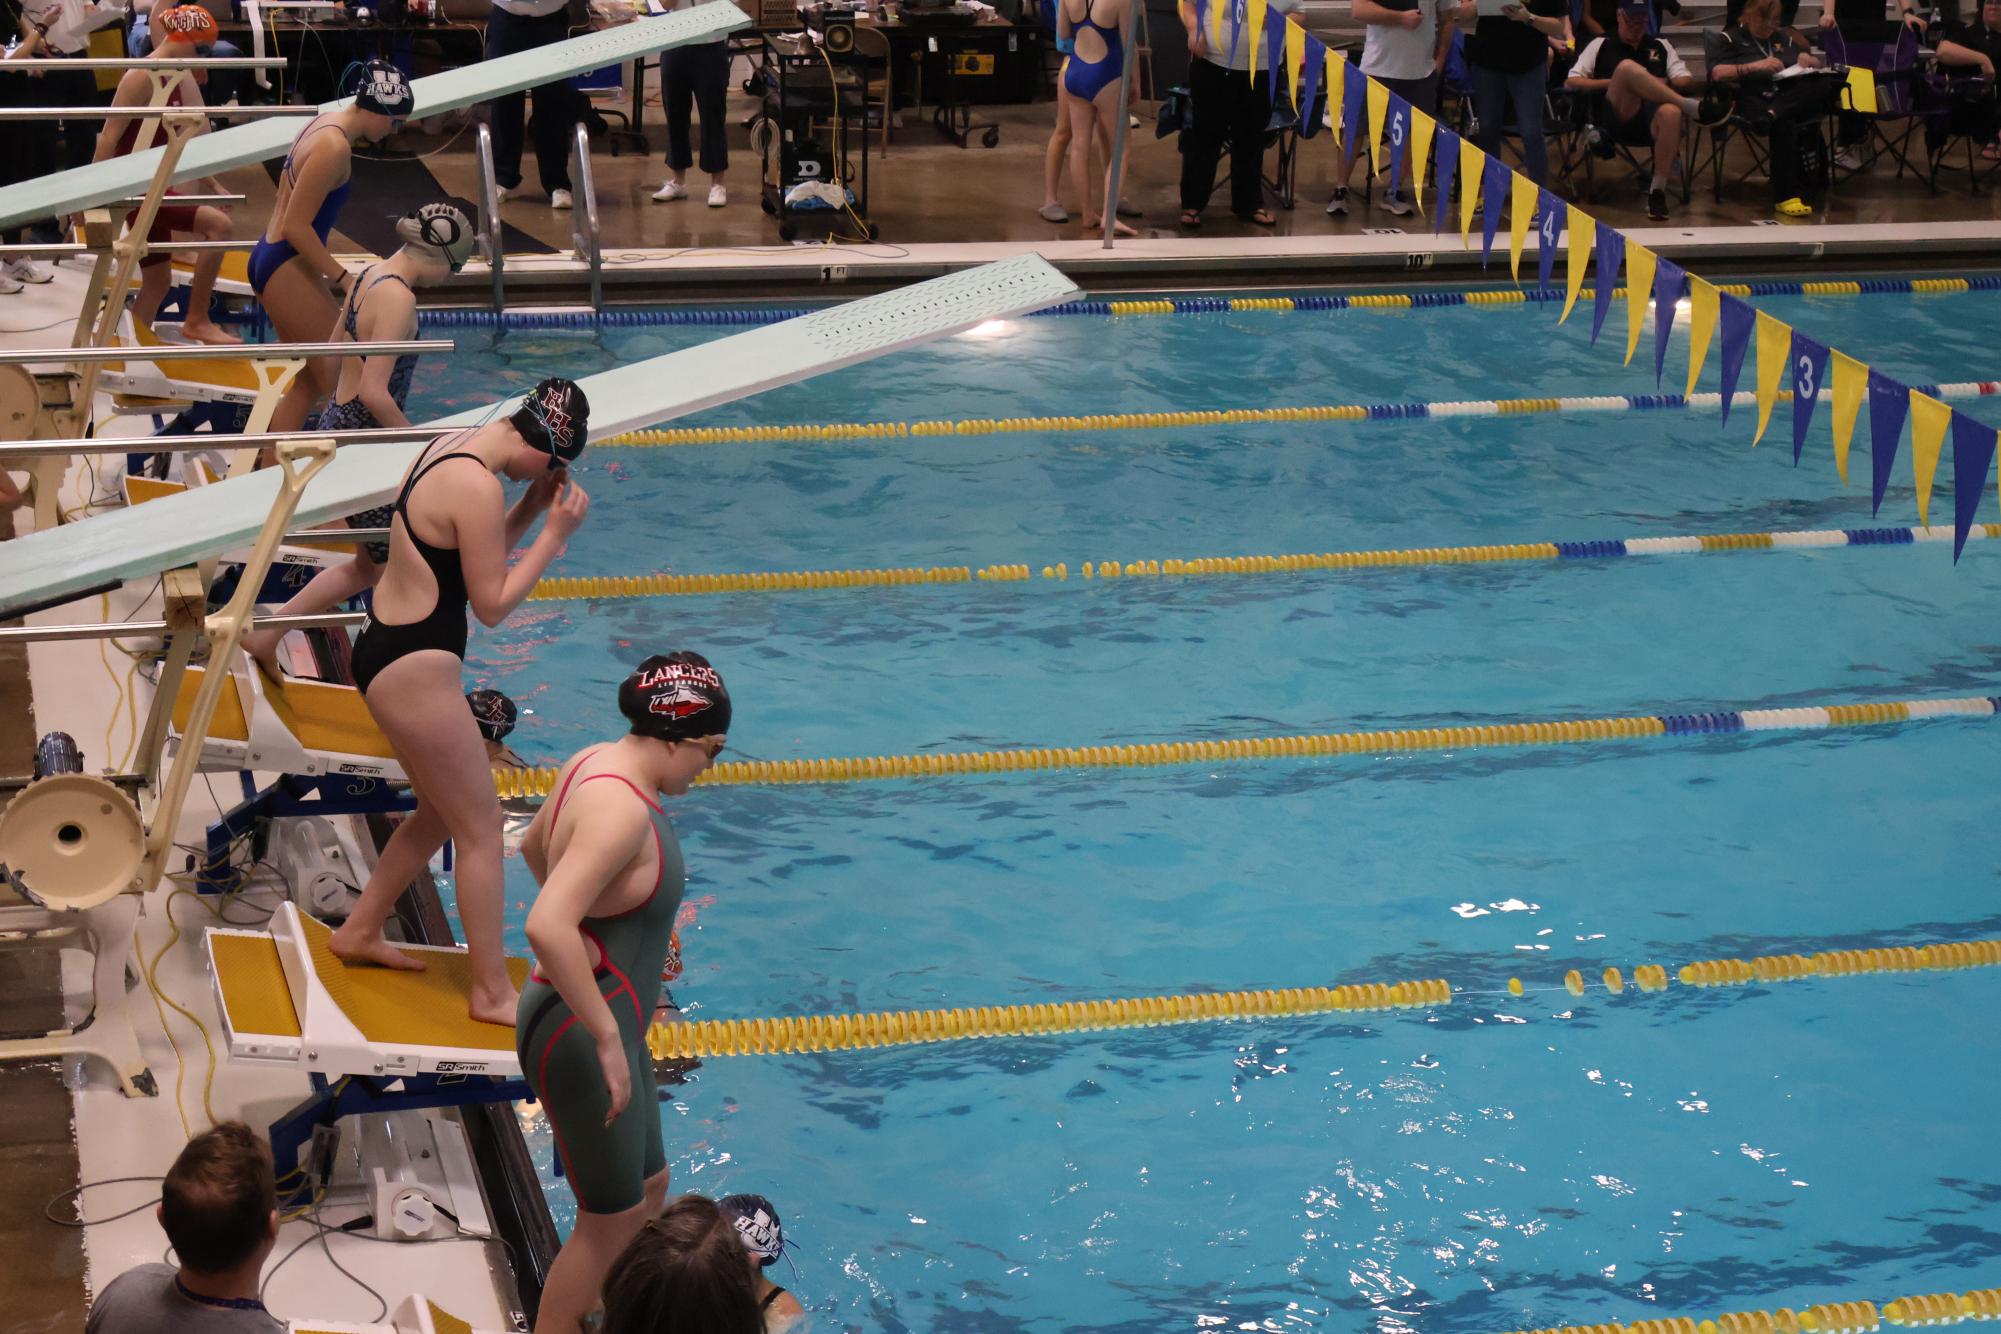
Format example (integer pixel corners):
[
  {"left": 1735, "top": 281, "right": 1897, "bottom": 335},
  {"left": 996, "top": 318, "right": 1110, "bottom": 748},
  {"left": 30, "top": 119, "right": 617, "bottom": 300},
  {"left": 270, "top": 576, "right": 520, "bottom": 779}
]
[{"left": 569, "top": 121, "right": 604, "bottom": 312}]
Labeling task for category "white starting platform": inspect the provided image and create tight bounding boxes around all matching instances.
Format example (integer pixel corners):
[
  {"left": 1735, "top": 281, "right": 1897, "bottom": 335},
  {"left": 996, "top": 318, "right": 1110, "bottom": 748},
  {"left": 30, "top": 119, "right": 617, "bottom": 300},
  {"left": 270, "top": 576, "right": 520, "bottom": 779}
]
[
  {"left": 295, "top": 1294, "right": 506, "bottom": 1334},
  {"left": 172, "top": 662, "right": 405, "bottom": 783}
]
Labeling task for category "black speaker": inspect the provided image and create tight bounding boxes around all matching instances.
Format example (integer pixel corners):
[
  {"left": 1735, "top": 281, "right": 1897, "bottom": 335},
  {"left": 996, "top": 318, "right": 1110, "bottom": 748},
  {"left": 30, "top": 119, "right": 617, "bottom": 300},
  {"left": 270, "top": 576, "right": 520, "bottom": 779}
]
[{"left": 822, "top": 12, "right": 856, "bottom": 52}]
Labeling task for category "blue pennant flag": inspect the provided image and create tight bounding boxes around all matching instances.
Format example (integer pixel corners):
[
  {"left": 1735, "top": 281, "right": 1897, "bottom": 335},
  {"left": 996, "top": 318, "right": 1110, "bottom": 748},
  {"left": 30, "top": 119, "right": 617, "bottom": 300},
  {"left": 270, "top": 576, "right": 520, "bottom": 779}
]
[
  {"left": 1536, "top": 189, "right": 1563, "bottom": 292},
  {"left": 1386, "top": 94, "right": 1411, "bottom": 203},
  {"left": 1716, "top": 294, "right": 1755, "bottom": 426},
  {"left": 1341, "top": 62, "right": 1366, "bottom": 162},
  {"left": 1298, "top": 36, "right": 1326, "bottom": 134},
  {"left": 1265, "top": 14, "right": 1285, "bottom": 100},
  {"left": 1952, "top": 410, "right": 1999, "bottom": 562},
  {"left": 1867, "top": 368, "right": 1909, "bottom": 516},
  {"left": 1589, "top": 221, "right": 1625, "bottom": 344},
  {"left": 1433, "top": 126, "right": 1459, "bottom": 236},
  {"left": 1652, "top": 258, "right": 1685, "bottom": 387},
  {"left": 1479, "top": 153, "right": 1508, "bottom": 266},
  {"left": 1789, "top": 333, "right": 1830, "bottom": 466},
  {"left": 1228, "top": 0, "right": 1244, "bottom": 72}
]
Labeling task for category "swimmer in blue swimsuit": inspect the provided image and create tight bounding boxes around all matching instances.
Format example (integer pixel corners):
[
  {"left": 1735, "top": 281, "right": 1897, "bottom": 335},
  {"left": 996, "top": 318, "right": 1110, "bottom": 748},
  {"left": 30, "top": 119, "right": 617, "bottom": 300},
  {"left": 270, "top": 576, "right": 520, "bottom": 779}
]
[
  {"left": 253, "top": 60, "right": 415, "bottom": 437},
  {"left": 516, "top": 653, "right": 730, "bottom": 1334},
  {"left": 241, "top": 203, "right": 478, "bottom": 677},
  {"left": 1057, "top": 0, "right": 1138, "bottom": 235},
  {"left": 327, "top": 378, "right": 591, "bottom": 1029}
]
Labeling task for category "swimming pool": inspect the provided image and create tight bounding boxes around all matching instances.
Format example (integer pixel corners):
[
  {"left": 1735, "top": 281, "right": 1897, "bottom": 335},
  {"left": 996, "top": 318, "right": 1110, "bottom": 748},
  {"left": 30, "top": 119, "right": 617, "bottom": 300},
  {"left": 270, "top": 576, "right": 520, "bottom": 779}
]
[{"left": 407, "top": 276, "right": 2001, "bottom": 1331}]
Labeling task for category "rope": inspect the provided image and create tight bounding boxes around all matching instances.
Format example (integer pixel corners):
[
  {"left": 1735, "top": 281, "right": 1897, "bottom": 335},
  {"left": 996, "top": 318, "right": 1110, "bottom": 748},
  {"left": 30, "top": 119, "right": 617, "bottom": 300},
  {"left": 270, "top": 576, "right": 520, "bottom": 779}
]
[
  {"left": 1504, "top": 1283, "right": 2001, "bottom": 1333},
  {"left": 409, "top": 275, "right": 2001, "bottom": 331},
  {"left": 490, "top": 693, "right": 2001, "bottom": 798},
  {"left": 524, "top": 523, "right": 2001, "bottom": 605},
  {"left": 595, "top": 382, "right": 2001, "bottom": 449},
  {"left": 645, "top": 978, "right": 1453, "bottom": 1060}
]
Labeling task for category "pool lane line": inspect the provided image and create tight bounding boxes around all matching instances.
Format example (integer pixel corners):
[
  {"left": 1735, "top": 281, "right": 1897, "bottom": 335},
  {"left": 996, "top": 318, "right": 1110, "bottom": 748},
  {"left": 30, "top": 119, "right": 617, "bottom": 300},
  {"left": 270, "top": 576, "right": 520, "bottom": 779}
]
[
  {"left": 408, "top": 276, "right": 2001, "bottom": 330},
  {"left": 1504, "top": 1283, "right": 2001, "bottom": 1334},
  {"left": 524, "top": 523, "right": 2001, "bottom": 604},
  {"left": 491, "top": 695, "right": 2001, "bottom": 797},
  {"left": 598, "top": 380, "right": 2001, "bottom": 448},
  {"left": 636, "top": 935, "right": 2001, "bottom": 1061}
]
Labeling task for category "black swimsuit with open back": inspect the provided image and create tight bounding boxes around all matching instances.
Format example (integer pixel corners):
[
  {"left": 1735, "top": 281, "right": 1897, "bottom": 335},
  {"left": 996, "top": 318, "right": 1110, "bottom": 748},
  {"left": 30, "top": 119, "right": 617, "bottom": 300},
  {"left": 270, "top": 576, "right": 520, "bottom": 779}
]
[{"left": 349, "top": 435, "right": 480, "bottom": 695}]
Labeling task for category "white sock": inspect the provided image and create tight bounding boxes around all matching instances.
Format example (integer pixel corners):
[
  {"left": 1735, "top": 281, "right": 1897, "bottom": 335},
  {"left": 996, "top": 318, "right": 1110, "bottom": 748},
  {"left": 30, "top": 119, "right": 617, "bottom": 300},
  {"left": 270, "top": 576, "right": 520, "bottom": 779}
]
[
  {"left": 1651, "top": 174, "right": 1668, "bottom": 192},
  {"left": 1680, "top": 95, "right": 1700, "bottom": 117}
]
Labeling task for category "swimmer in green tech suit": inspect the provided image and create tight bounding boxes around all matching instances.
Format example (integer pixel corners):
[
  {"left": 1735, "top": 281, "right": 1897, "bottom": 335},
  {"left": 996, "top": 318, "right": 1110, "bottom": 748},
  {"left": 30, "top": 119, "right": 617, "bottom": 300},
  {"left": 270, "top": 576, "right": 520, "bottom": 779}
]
[{"left": 516, "top": 652, "right": 731, "bottom": 1334}]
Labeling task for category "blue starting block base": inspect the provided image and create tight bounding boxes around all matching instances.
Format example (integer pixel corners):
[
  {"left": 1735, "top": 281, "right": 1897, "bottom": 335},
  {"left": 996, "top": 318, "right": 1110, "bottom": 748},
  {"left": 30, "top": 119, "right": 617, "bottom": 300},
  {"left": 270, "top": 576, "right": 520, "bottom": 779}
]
[
  {"left": 203, "top": 772, "right": 417, "bottom": 894},
  {"left": 272, "top": 1071, "right": 531, "bottom": 1208}
]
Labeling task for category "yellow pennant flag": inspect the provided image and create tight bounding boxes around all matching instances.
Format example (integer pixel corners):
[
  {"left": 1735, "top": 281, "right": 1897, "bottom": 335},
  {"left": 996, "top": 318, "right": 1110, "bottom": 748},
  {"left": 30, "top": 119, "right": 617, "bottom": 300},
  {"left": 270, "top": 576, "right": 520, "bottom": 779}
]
[
  {"left": 1459, "top": 137, "right": 1485, "bottom": 247},
  {"left": 1509, "top": 173, "right": 1537, "bottom": 284},
  {"left": 1829, "top": 350, "right": 1866, "bottom": 483},
  {"left": 1409, "top": 108, "right": 1436, "bottom": 212},
  {"left": 1285, "top": 20, "right": 1306, "bottom": 112},
  {"left": 1366, "top": 75, "right": 1389, "bottom": 176},
  {"left": 1684, "top": 277, "right": 1719, "bottom": 399},
  {"left": 1244, "top": 0, "right": 1268, "bottom": 74},
  {"left": 1909, "top": 389, "right": 1952, "bottom": 527},
  {"left": 1751, "top": 310, "right": 1791, "bottom": 445},
  {"left": 1327, "top": 54, "right": 1345, "bottom": 151},
  {"left": 1559, "top": 203, "right": 1591, "bottom": 323},
  {"left": 1623, "top": 243, "right": 1657, "bottom": 366},
  {"left": 1844, "top": 66, "right": 1878, "bottom": 114}
]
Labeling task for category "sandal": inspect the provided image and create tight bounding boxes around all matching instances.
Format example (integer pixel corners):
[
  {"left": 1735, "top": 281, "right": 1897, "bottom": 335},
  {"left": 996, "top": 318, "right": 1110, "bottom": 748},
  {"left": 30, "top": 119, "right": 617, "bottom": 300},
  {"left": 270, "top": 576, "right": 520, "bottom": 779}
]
[
  {"left": 1242, "top": 208, "right": 1277, "bottom": 227},
  {"left": 1982, "top": 141, "right": 2001, "bottom": 162},
  {"left": 1774, "top": 195, "right": 1814, "bottom": 218},
  {"left": 1179, "top": 209, "right": 1203, "bottom": 227}
]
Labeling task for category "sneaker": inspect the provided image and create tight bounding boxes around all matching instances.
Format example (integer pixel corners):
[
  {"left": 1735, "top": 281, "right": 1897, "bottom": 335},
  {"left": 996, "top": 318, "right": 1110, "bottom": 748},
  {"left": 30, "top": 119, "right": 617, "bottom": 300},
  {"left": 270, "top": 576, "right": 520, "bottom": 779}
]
[
  {"left": 652, "top": 178, "right": 688, "bottom": 202},
  {"left": 0, "top": 269, "right": 22, "bottom": 296},
  {"left": 1646, "top": 187, "right": 1669, "bottom": 221},
  {"left": 707, "top": 183, "right": 727, "bottom": 207},
  {"left": 3, "top": 258, "right": 53, "bottom": 285},
  {"left": 1695, "top": 92, "right": 1733, "bottom": 128},
  {"left": 1585, "top": 125, "right": 1617, "bottom": 160},
  {"left": 1380, "top": 190, "right": 1414, "bottom": 217},
  {"left": 1834, "top": 146, "right": 1865, "bottom": 171},
  {"left": 1038, "top": 201, "right": 1069, "bottom": 223},
  {"left": 495, "top": 183, "right": 518, "bottom": 201},
  {"left": 1325, "top": 185, "right": 1349, "bottom": 216},
  {"left": 550, "top": 189, "right": 574, "bottom": 210}
]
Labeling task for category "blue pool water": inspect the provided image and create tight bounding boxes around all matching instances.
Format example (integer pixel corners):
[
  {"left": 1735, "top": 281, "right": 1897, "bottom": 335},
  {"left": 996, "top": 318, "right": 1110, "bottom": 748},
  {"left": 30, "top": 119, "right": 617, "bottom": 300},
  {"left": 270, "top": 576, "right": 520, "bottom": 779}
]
[{"left": 403, "top": 279, "right": 2001, "bottom": 1331}]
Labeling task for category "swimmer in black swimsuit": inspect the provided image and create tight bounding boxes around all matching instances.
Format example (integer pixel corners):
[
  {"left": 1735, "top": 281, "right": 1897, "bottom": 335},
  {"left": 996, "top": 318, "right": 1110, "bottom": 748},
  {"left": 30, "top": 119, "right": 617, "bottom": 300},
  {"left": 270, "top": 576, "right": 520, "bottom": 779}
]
[
  {"left": 242, "top": 203, "right": 477, "bottom": 677},
  {"left": 328, "top": 378, "right": 591, "bottom": 1027}
]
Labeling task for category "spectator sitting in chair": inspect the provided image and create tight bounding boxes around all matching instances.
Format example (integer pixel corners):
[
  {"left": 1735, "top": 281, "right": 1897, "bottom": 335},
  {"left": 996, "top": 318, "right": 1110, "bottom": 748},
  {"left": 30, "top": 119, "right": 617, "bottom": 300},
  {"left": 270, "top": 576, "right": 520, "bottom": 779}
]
[
  {"left": 1935, "top": 0, "right": 2001, "bottom": 162},
  {"left": 1712, "top": 0, "right": 1834, "bottom": 218},
  {"left": 1565, "top": 0, "right": 1726, "bottom": 219}
]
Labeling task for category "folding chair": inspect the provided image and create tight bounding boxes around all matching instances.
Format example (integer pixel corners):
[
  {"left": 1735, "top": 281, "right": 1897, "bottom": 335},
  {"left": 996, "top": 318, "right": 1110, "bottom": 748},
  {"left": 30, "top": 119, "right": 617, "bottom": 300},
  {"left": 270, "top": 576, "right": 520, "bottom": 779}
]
[
  {"left": 1693, "top": 28, "right": 1777, "bottom": 199},
  {"left": 1913, "top": 67, "right": 1998, "bottom": 192},
  {"left": 1823, "top": 24, "right": 1924, "bottom": 184}
]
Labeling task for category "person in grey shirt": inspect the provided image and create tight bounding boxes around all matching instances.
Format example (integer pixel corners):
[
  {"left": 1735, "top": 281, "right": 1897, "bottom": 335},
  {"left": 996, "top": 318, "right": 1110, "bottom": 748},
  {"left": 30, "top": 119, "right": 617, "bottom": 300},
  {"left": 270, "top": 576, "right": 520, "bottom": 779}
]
[{"left": 85, "top": 1123, "right": 283, "bottom": 1334}]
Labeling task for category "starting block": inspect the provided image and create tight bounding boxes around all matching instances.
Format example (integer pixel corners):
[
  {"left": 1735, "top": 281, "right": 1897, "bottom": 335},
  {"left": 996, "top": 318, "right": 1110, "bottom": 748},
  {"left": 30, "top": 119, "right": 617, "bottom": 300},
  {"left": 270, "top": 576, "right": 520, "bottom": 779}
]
[
  {"left": 293, "top": 1293, "right": 504, "bottom": 1334},
  {"left": 208, "top": 901, "right": 531, "bottom": 1200}
]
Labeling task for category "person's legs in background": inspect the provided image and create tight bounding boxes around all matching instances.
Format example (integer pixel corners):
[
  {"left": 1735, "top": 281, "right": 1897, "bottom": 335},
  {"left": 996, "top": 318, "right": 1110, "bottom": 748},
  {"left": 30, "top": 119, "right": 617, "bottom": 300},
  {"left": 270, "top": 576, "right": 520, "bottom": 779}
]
[
  {"left": 1227, "top": 68, "right": 1272, "bottom": 220},
  {"left": 656, "top": 42, "right": 697, "bottom": 199},
  {"left": 1508, "top": 62, "right": 1549, "bottom": 184},
  {"left": 526, "top": 11, "right": 578, "bottom": 202},
  {"left": 1179, "top": 59, "right": 1235, "bottom": 223},
  {"left": 690, "top": 39, "right": 729, "bottom": 202},
  {"left": 484, "top": 10, "right": 530, "bottom": 191},
  {"left": 1470, "top": 60, "right": 1510, "bottom": 163}
]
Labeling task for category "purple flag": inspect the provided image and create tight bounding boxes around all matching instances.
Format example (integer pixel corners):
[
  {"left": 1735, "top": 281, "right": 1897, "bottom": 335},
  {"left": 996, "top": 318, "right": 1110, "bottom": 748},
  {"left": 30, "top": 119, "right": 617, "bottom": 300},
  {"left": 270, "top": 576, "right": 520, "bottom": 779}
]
[
  {"left": 1589, "top": 221, "right": 1624, "bottom": 345},
  {"left": 1479, "top": 153, "right": 1508, "bottom": 266},
  {"left": 1299, "top": 36, "right": 1325, "bottom": 133},
  {"left": 1536, "top": 189, "right": 1563, "bottom": 293},
  {"left": 1867, "top": 368, "right": 1909, "bottom": 517},
  {"left": 1387, "top": 94, "right": 1411, "bottom": 200},
  {"left": 1652, "top": 258, "right": 1685, "bottom": 387},
  {"left": 1265, "top": 13, "right": 1285, "bottom": 101},
  {"left": 1228, "top": 0, "right": 1244, "bottom": 71},
  {"left": 1433, "top": 126, "right": 1459, "bottom": 236},
  {"left": 1789, "top": 333, "right": 1830, "bottom": 466},
  {"left": 1341, "top": 62, "right": 1366, "bottom": 164},
  {"left": 1716, "top": 294, "right": 1756, "bottom": 427},
  {"left": 1951, "top": 411, "right": 1997, "bottom": 561}
]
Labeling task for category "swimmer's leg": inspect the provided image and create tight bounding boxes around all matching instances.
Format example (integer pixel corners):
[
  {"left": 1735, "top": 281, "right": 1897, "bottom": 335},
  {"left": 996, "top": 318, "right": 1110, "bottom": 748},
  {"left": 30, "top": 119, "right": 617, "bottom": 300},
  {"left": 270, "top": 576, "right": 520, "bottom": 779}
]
[
  {"left": 243, "top": 550, "right": 382, "bottom": 674},
  {"left": 181, "top": 206, "right": 242, "bottom": 346},
  {"left": 259, "top": 259, "right": 341, "bottom": 443},
  {"left": 533, "top": 1181, "right": 664, "bottom": 1334}
]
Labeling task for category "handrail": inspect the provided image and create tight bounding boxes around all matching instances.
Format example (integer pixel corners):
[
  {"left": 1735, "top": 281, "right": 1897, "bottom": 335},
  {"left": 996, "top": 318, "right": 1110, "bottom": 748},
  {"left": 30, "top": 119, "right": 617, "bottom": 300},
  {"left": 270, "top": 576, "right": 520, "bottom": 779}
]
[
  {"left": 0, "top": 340, "right": 452, "bottom": 366},
  {"left": 476, "top": 121, "right": 505, "bottom": 314},
  {"left": 568, "top": 121, "right": 603, "bottom": 311},
  {"left": 0, "top": 240, "right": 253, "bottom": 256},
  {"left": 0, "top": 611, "right": 363, "bottom": 646},
  {"left": 116, "top": 193, "right": 245, "bottom": 206},
  {"left": 0, "top": 57, "right": 287, "bottom": 69},
  {"left": 0, "top": 424, "right": 443, "bottom": 460},
  {"left": 0, "top": 105, "right": 319, "bottom": 120}
]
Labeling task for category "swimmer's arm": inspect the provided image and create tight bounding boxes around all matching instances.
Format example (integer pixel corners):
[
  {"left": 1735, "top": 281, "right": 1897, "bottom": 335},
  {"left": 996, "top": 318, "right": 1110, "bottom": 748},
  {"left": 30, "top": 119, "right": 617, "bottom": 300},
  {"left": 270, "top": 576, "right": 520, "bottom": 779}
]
[
  {"left": 92, "top": 70, "right": 153, "bottom": 163},
  {"left": 281, "top": 144, "right": 351, "bottom": 284},
  {"left": 455, "top": 469, "right": 576, "bottom": 627},
  {"left": 767, "top": 1289, "right": 807, "bottom": 1327},
  {"left": 524, "top": 797, "right": 650, "bottom": 1045},
  {"left": 353, "top": 285, "right": 415, "bottom": 428},
  {"left": 1056, "top": 0, "right": 1072, "bottom": 41}
]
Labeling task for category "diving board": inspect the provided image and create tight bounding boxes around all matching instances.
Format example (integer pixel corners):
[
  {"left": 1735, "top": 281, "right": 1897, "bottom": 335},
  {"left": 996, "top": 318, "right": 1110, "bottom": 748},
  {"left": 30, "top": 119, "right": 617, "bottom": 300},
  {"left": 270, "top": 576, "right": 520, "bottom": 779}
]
[
  {"left": 0, "top": 255, "right": 1082, "bottom": 617},
  {"left": 0, "top": 2, "right": 750, "bottom": 231},
  {"left": 211, "top": 901, "right": 527, "bottom": 1077}
]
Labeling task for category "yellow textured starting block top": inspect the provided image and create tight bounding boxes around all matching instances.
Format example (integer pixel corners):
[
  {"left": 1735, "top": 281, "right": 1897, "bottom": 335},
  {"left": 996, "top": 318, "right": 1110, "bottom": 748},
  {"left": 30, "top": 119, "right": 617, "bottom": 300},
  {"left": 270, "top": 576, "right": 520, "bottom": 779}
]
[
  {"left": 212, "top": 930, "right": 301, "bottom": 1042},
  {"left": 173, "top": 663, "right": 397, "bottom": 763},
  {"left": 293, "top": 910, "right": 530, "bottom": 1054}
]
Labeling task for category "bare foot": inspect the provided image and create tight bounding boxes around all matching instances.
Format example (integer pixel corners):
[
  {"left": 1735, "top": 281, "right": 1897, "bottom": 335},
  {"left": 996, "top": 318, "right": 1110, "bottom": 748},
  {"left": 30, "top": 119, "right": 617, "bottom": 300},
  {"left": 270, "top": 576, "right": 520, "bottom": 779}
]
[
  {"left": 469, "top": 982, "right": 520, "bottom": 1027},
  {"left": 183, "top": 320, "right": 244, "bottom": 346},
  {"left": 1084, "top": 217, "right": 1139, "bottom": 238},
  {"left": 242, "top": 628, "right": 283, "bottom": 678},
  {"left": 328, "top": 924, "right": 428, "bottom": 972}
]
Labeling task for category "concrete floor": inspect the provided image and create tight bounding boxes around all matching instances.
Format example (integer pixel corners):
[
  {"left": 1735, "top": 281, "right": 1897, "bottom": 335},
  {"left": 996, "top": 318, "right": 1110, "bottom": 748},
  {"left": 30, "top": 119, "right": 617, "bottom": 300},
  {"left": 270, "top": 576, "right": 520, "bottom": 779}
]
[{"left": 215, "top": 76, "right": 2001, "bottom": 265}]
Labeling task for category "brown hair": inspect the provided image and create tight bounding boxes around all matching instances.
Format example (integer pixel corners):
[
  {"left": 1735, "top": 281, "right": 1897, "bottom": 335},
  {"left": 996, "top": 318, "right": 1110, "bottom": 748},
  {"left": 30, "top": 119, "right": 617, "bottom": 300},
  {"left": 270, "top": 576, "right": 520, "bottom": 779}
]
[
  {"left": 602, "top": 1195, "right": 763, "bottom": 1334},
  {"left": 1742, "top": 0, "right": 1780, "bottom": 20},
  {"left": 162, "top": 1122, "right": 277, "bottom": 1274}
]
